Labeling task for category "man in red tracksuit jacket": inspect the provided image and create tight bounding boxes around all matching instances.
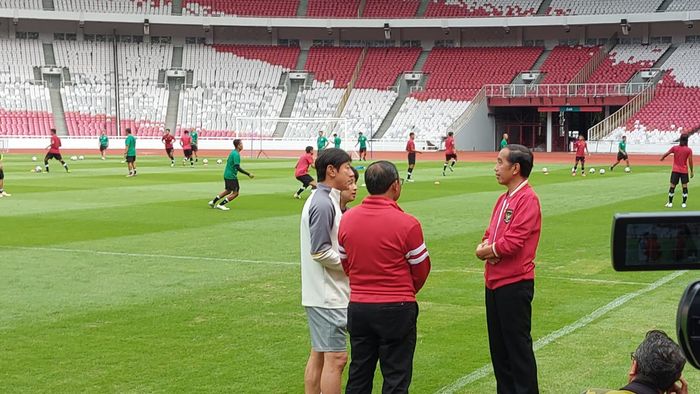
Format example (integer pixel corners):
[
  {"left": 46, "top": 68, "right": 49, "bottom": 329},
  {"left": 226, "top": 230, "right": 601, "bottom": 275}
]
[
  {"left": 339, "top": 160, "right": 431, "bottom": 394},
  {"left": 476, "top": 144, "right": 541, "bottom": 394}
]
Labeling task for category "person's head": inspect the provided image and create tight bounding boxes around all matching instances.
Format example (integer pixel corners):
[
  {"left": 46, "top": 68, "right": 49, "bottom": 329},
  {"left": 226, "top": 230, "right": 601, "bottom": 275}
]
[
  {"left": 333, "top": 133, "right": 337, "bottom": 137},
  {"left": 409, "top": 132, "right": 415, "bottom": 140},
  {"left": 340, "top": 166, "right": 359, "bottom": 207},
  {"left": 622, "top": 135, "right": 626, "bottom": 141},
  {"left": 578, "top": 134, "right": 585, "bottom": 141},
  {"left": 50, "top": 128, "right": 56, "bottom": 135},
  {"left": 503, "top": 132, "right": 508, "bottom": 140},
  {"left": 495, "top": 144, "right": 534, "bottom": 186},
  {"left": 365, "top": 161, "right": 401, "bottom": 201},
  {"left": 315, "top": 148, "right": 353, "bottom": 190},
  {"left": 359, "top": 132, "right": 363, "bottom": 136},
  {"left": 680, "top": 134, "right": 689, "bottom": 147},
  {"left": 126, "top": 128, "right": 132, "bottom": 135},
  {"left": 233, "top": 139, "right": 243, "bottom": 151},
  {"left": 448, "top": 131, "right": 454, "bottom": 137},
  {"left": 165, "top": 128, "right": 170, "bottom": 135},
  {"left": 101, "top": 130, "right": 106, "bottom": 135},
  {"left": 319, "top": 130, "right": 324, "bottom": 136},
  {"left": 184, "top": 130, "right": 189, "bottom": 135},
  {"left": 305, "top": 146, "right": 313, "bottom": 154},
  {"left": 629, "top": 330, "right": 685, "bottom": 392}
]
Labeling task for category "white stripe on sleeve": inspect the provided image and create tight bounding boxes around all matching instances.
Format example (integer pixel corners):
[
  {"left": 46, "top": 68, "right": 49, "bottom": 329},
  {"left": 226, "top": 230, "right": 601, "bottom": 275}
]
[
  {"left": 408, "top": 250, "right": 429, "bottom": 265},
  {"left": 405, "top": 243, "right": 427, "bottom": 259}
]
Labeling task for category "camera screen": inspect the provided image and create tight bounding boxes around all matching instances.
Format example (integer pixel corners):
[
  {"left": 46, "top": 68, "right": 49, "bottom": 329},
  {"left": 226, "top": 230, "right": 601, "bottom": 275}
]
[{"left": 612, "top": 213, "right": 700, "bottom": 271}]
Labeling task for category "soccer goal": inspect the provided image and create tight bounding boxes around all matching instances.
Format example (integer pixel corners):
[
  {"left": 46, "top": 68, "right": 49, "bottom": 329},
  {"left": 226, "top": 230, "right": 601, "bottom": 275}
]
[
  {"left": 0, "top": 138, "right": 8, "bottom": 154},
  {"left": 233, "top": 117, "right": 359, "bottom": 159}
]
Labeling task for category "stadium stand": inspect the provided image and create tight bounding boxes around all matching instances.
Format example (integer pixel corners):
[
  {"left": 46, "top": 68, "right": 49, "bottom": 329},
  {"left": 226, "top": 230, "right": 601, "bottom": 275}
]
[
  {"left": 607, "top": 44, "right": 700, "bottom": 142},
  {"left": 182, "top": 0, "right": 299, "bottom": 16},
  {"left": 0, "top": 0, "right": 42, "bottom": 9},
  {"left": 425, "top": 0, "right": 540, "bottom": 17},
  {"left": 587, "top": 43, "right": 670, "bottom": 84},
  {"left": 0, "top": 38, "right": 53, "bottom": 137},
  {"left": 339, "top": 88, "right": 397, "bottom": 138},
  {"left": 362, "top": 0, "right": 421, "bottom": 17},
  {"left": 284, "top": 82, "right": 345, "bottom": 137},
  {"left": 666, "top": 0, "right": 700, "bottom": 11},
  {"left": 306, "top": 0, "right": 361, "bottom": 17},
  {"left": 546, "top": 0, "right": 663, "bottom": 15},
  {"left": 354, "top": 47, "right": 421, "bottom": 89},
  {"left": 539, "top": 45, "right": 600, "bottom": 84},
  {"left": 305, "top": 46, "right": 363, "bottom": 88},
  {"left": 178, "top": 44, "right": 290, "bottom": 136},
  {"left": 55, "top": 0, "right": 172, "bottom": 14},
  {"left": 384, "top": 97, "right": 470, "bottom": 141},
  {"left": 416, "top": 46, "right": 543, "bottom": 101}
]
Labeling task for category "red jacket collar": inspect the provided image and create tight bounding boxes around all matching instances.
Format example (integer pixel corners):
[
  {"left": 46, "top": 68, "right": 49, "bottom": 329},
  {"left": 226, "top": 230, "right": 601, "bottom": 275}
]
[{"left": 361, "top": 195, "right": 403, "bottom": 211}]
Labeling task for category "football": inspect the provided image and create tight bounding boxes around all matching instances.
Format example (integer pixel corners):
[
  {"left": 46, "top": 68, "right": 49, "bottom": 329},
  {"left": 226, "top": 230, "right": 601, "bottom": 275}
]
[
  {"left": 216, "top": 159, "right": 223, "bottom": 165},
  {"left": 34, "top": 165, "right": 42, "bottom": 173},
  {"left": 624, "top": 167, "right": 631, "bottom": 173},
  {"left": 202, "top": 159, "right": 209, "bottom": 165},
  {"left": 542, "top": 167, "right": 548, "bottom": 174},
  {"left": 70, "top": 155, "right": 78, "bottom": 161},
  {"left": 599, "top": 168, "right": 606, "bottom": 175},
  {"left": 589, "top": 168, "right": 596, "bottom": 173},
  {"left": 78, "top": 155, "right": 84, "bottom": 160},
  {"left": 31, "top": 156, "right": 37, "bottom": 162}
]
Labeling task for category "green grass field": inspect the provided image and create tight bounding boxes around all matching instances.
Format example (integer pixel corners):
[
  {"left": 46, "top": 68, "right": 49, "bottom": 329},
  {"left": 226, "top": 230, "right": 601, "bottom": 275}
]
[{"left": 0, "top": 153, "right": 696, "bottom": 393}]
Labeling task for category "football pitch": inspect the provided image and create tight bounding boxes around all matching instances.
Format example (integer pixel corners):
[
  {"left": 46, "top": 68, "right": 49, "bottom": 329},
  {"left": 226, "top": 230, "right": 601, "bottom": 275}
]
[{"left": 0, "top": 153, "right": 696, "bottom": 393}]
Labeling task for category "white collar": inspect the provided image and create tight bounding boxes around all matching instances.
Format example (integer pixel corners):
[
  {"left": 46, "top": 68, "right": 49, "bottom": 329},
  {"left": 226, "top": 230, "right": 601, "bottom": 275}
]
[{"left": 508, "top": 180, "right": 529, "bottom": 198}]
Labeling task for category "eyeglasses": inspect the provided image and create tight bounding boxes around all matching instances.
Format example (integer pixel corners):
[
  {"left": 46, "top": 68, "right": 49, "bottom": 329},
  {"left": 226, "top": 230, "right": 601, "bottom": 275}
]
[
  {"left": 398, "top": 177, "right": 404, "bottom": 185},
  {"left": 630, "top": 352, "right": 636, "bottom": 361}
]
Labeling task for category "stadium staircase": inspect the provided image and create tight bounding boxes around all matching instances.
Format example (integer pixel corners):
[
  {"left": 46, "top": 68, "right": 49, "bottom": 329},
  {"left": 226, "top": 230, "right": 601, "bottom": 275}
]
[
  {"left": 570, "top": 33, "right": 617, "bottom": 83},
  {"left": 651, "top": 44, "right": 677, "bottom": 68},
  {"left": 512, "top": 48, "right": 550, "bottom": 84},
  {"left": 42, "top": 0, "right": 54, "bottom": 10},
  {"left": 297, "top": 0, "right": 308, "bottom": 16},
  {"left": 42, "top": 43, "right": 55, "bottom": 65},
  {"left": 164, "top": 47, "right": 184, "bottom": 131},
  {"left": 536, "top": 0, "right": 553, "bottom": 15},
  {"left": 657, "top": 0, "right": 674, "bottom": 11},
  {"left": 334, "top": 47, "right": 367, "bottom": 117},
  {"left": 358, "top": 0, "right": 367, "bottom": 16},
  {"left": 41, "top": 43, "right": 68, "bottom": 135},
  {"left": 171, "top": 0, "right": 183, "bottom": 14},
  {"left": 273, "top": 48, "right": 309, "bottom": 137},
  {"left": 416, "top": 0, "right": 429, "bottom": 16}
]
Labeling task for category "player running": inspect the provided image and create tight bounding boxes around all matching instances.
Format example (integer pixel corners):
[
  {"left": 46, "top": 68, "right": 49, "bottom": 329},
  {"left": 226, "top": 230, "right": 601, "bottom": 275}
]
[
  {"left": 208, "top": 139, "right": 254, "bottom": 211},
  {"left": 44, "top": 128, "right": 70, "bottom": 173},
  {"left": 356, "top": 132, "right": 368, "bottom": 161},
  {"left": 294, "top": 146, "right": 316, "bottom": 199},
  {"left": 610, "top": 135, "right": 631, "bottom": 172},
  {"left": 443, "top": 131, "right": 457, "bottom": 176},
  {"left": 406, "top": 131, "right": 421, "bottom": 182},
  {"left": 124, "top": 128, "right": 137, "bottom": 177},
  {"left": 162, "top": 129, "right": 176, "bottom": 167},
  {"left": 191, "top": 129, "right": 199, "bottom": 163},
  {"left": 317, "top": 130, "right": 329, "bottom": 152},
  {"left": 571, "top": 134, "right": 590, "bottom": 177},
  {"left": 333, "top": 133, "right": 341, "bottom": 149},
  {"left": 99, "top": 131, "right": 109, "bottom": 160},
  {"left": 180, "top": 130, "right": 194, "bottom": 167},
  {"left": 0, "top": 154, "right": 10, "bottom": 198},
  {"left": 661, "top": 134, "right": 694, "bottom": 208}
]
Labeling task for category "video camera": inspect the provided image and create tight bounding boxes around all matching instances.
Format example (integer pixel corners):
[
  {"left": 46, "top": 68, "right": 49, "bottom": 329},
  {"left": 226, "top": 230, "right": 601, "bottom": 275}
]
[{"left": 612, "top": 212, "right": 700, "bottom": 368}]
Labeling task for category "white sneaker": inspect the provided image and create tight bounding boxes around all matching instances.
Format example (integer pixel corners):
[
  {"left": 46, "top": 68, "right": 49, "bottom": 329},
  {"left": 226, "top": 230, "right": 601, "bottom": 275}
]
[
  {"left": 208, "top": 200, "right": 215, "bottom": 208},
  {"left": 170, "top": 163, "right": 174, "bottom": 167},
  {"left": 665, "top": 202, "right": 673, "bottom": 208},
  {"left": 216, "top": 204, "right": 230, "bottom": 211},
  {"left": 1, "top": 191, "right": 10, "bottom": 197},
  {"left": 682, "top": 203, "right": 687, "bottom": 208},
  {"left": 293, "top": 193, "right": 300, "bottom": 199},
  {"left": 407, "top": 179, "right": 415, "bottom": 183}
]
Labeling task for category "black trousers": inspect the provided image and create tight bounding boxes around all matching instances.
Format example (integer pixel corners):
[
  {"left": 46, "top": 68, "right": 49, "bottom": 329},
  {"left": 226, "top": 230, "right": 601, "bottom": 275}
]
[
  {"left": 485, "top": 280, "right": 539, "bottom": 394},
  {"left": 346, "top": 302, "right": 418, "bottom": 394}
]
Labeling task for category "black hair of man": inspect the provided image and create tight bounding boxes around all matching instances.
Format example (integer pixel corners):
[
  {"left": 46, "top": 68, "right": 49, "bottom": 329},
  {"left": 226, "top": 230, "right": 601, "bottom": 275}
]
[
  {"left": 315, "top": 148, "right": 351, "bottom": 182},
  {"left": 504, "top": 144, "right": 534, "bottom": 178},
  {"left": 305, "top": 146, "right": 313, "bottom": 154},
  {"left": 184, "top": 130, "right": 189, "bottom": 134},
  {"left": 365, "top": 160, "right": 399, "bottom": 195},
  {"left": 448, "top": 131, "right": 454, "bottom": 137},
  {"left": 633, "top": 330, "right": 685, "bottom": 391},
  {"left": 409, "top": 132, "right": 415, "bottom": 138},
  {"left": 126, "top": 128, "right": 132, "bottom": 134},
  {"left": 233, "top": 139, "right": 242, "bottom": 149},
  {"left": 50, "top": 128, "right": 56, "bottom": 134},
  {"left": 680, "top": 134, "right": 689, "bottom": 146}
]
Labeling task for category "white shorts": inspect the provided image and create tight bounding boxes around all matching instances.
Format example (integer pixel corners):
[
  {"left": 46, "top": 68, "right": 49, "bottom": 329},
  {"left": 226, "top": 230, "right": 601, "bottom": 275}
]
[{"left": 305, "top": 307, "right": 347, "bottom": 352}]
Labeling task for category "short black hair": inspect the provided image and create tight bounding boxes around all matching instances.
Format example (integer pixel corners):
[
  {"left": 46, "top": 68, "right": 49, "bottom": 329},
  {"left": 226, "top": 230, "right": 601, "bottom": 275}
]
[
  {"left": 305, "top": 146, "right": 313, "bottom": 154},
  {"left": 365, "top": 161, "right": 399, "bottom": 195},
  {"left": 504, "top": 144, "right": 534, "bottom": 178},
  {"left": 184, "top": 130, "right": 189, "bottom": 134},
  {"left": 409, "top": 132, "right": 415, "bottom": 137},
  {"left": 165, "top": 128, "right": 170, "bottom": 132},
  {"left": 633, "top": 330, "right": 686, "bottom": 391},
  {"left": 333, "top": 133, "right": 337, "bottom": 137},
  {"left": 233, "top": 139, "right": 242, "bottom": 148},
  {"left": 126, "top": 128, "right": 132, "bottom": 134},
  {"left": 448, "top": 131, "right": 454, "bottom": 137},
  {"left": 680, "top": 134, "right": 689, "bottom": 146},
  {"left": 315, "top": 148, "right": 351, "bottom": 182},
  {"left": 50, "top": 128, "right": 56, "bottom": 134},
  {"left": 350, "top": 166, "right": 359, "bottom": 183}
]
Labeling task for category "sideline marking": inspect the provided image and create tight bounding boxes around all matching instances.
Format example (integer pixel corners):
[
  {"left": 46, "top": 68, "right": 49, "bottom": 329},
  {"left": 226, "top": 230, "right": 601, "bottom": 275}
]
[
  {"left": 435, "top": 270, "right": 686, "bottom": 394},
  {"left": 432, "top": 268, "right": 651, "bottom": 286}
]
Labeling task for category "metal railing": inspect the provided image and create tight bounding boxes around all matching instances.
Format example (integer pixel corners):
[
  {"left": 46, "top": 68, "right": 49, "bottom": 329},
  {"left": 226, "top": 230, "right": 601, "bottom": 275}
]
[
  {"left": 335, "top": 47, "right": 367, "bottom": 118},
  {"left": 447, "top": 87, "right": 486, "bottom": 135},
  {"left": 570, "top": 33, "right": 618, "bottom": 84},
  {"left": 587, "top": 83, "right": 657, "bottom": 140},
  {"left": 483, "top": 82, "right": 649, "bottom": 98}
]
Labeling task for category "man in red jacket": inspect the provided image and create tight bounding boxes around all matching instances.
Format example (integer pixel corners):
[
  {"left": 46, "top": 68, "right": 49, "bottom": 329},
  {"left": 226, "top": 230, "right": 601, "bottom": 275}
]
[
  {"left": 476, "top": 144, "right": 541, "bottom": 394},
  {"left": 339, "top": 160, "right": 431, "bottom": 393}
]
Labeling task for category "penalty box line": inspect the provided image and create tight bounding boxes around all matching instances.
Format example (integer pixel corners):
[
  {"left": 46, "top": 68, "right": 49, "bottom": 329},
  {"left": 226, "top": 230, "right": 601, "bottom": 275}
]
[{"left": 434, "top": 270, "right": 686, "bottom": 394}]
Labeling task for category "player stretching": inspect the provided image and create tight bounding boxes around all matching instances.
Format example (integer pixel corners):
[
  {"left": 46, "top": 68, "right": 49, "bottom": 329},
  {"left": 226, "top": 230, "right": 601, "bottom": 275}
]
[
  {"left": 124, "top": 128, "right": 137, "bottom": 177},
  {"left": 443, "top": 131, "right": 457, "bottom": 176},
  {"left": 208, "top": 139, "right": 254, "bottom": 211},
  {"left": 162, "top": 129, "right": 175, "bottom": 167},
  {"left": 44, "top": 129, "right": 70, "bottom": 173},
  {"left": 406, "top": 132, "right": 421, "bottom": 182},
  {"left": 191, "top": 129, "right": 199, "bottom": 163},
  {"left": 317, "top": 131, "right": 328, "bottom": 152},
  {"left": 0, "top": 154, "right": 10, "bottom": 197},
  {"left": 333, "top": 133, "right": 341, "bottom": 149},
  {"left": 661, "top": 134, "right": 694, "bottom": 208},
  {"left": 610, "top": 135, "right": 631, "bottom": 171},
  {"left": 99, "top": 131, "right": 109, "bottom": 160},
  {"left": 356, "top": 132, "right": 368, "bottom": 161},
  {"left": 180, "top": 130, "right": 194, "bottom": 167},
  {"left": 294, "top": 146, "right": 316, "bottom": 199},
  {"left": 571, "top": 135, "right": 590, "bottom": 177}
]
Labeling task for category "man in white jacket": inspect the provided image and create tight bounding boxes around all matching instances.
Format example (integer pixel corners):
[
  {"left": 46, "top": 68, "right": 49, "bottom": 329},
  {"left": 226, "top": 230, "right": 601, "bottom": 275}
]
[{"left": 300, "top": 148, "right": 355, "bottom": 394}]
